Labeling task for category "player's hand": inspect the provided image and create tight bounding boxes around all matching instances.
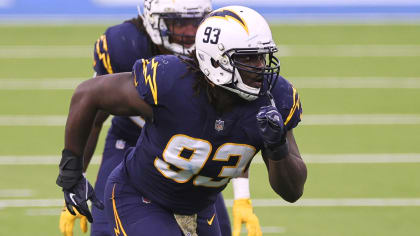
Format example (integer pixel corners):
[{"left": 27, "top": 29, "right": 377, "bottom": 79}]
[
  {"left": 59, "top": 205, "right": 88, "bottom": 236},
  {"left": 62, "top": 175, "right": 104, "bottom": 223},
  {"left": 256, "top": 105, "right": 286, "bottom": 147},
  {"left": 57, "top": 149, "right": 104, "bottom": 223},
  {"left": 232, "top": 199, "right": 262, "bottom": 236}
]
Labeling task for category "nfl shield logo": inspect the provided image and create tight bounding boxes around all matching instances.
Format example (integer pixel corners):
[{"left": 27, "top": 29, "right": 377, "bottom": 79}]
[{"left": 215, "top": 119, "right": 224, "bottom": 131}]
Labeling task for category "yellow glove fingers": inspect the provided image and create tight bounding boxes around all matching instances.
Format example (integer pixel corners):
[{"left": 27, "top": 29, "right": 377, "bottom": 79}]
[
  {"left": 232, "top": 210, "right": 243, "bottom": 236},
  {"left": 59, "top": 208, "right": 65, "bottom": 233},
  {"left": 80, "top": 215, "right": 88, "bottom": 233},
  {"left": 64, "top": 220, "right": 75, "bottom": 236},
  {"left": 59, "top": 206, "right": 79, "bottom": 236},
  {"left": 245, "top": 216, "right": 262, "bottom": 236}
]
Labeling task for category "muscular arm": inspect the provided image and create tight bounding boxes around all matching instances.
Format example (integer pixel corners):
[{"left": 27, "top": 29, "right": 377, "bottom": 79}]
[
  {"left": 65, "top": 72, "right": 153, "bottom": 158},
  {"left": 262, "top": 130, "right": 307, "bottom": 203},
  {"left": 82, "top": 110, "right": 109, "bottom": 172}
]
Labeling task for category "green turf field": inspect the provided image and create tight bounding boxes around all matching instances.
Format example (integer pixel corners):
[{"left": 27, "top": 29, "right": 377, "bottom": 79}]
[{"left": 1, "top": 23, "right": 420, "bottom": 235}]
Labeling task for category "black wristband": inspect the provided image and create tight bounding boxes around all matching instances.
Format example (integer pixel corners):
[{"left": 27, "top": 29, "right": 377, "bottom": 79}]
[
  {"left": 56, "top": 149, "right": 83, "bottom": 190},
  {"left": 264, "top": 139, "right": 289, "bottom": 161}
]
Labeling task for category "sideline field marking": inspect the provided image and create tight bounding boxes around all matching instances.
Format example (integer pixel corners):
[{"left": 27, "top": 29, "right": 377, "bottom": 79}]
[
  {"left": 2, "top": 77, "right": 420, "bottom": 90},
  {"left": 1, "top": 153, "right": 420, "bottom": 165},
  {"left": 1, "top": 114, "right": 420, "bottom": 126},
  {"left": 1, "top": 45, "right": 420, "bottom": 58},
  {"left": 2, "top": 198, "right": 420, "bottom": 208}
]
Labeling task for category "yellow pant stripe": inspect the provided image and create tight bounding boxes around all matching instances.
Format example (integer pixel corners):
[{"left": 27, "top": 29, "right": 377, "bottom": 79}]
[{"left": 112, "top": 184, "right": 128, "bottom": 236}]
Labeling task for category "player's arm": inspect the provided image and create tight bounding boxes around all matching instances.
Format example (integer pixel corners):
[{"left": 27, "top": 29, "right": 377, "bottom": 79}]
[
  {"left": 65, "top": 72, "right": 152, "bottom": 156},
  {"left": 56, "top": 72, "right": 152, "bottom": 222},
  {"left": 82, "top": 72, "right": 110, "bottom": 172},
  {"left": 82, "top": 33, "right": 114, "bottom": 171},
  {"left": 82, "top": 110, "right": 109, "bottom": 171},
  {"left": 257, "top": 101, "right": 307, "bottom": 203},
  {"left": 261, "top": 129, "right": 307, "bottom": 202}
]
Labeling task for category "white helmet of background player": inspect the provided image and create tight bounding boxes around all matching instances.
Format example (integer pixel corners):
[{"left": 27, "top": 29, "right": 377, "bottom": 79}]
[
  {"left": 141, "top": 0, "right": 212, "bottom": 55},
  {"left": 195, "top": 6, "right": 280, "bottom": 101}
]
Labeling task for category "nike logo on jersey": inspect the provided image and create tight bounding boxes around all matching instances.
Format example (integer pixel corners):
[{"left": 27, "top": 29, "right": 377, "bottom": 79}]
[{"left": 207, "top": 213, "right": 216, "bottom": 226}]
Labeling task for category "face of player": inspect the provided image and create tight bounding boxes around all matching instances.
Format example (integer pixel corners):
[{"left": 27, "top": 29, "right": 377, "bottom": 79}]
[
  {"left": 233, "top": 54, "right": 266, "bottom": 89},
  {"left": 165, "top": 18, "right": 202, "bottom": 48}
]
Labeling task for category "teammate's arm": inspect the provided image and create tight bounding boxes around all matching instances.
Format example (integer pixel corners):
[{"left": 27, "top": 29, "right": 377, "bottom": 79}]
[
  {"left": 261, "top": 130, "right": 307, "bottom": 202},
  {"left": 232, "top": 171, "right": 262, "bottom": 236}
]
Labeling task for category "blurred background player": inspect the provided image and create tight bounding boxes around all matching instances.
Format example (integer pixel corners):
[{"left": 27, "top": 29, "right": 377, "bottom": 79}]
[
  {"left": 56, "top": 5, "right": 306, "bottom": 236},
  {"left": 58, "top": 0, "right": 261, "bottom": 236}
]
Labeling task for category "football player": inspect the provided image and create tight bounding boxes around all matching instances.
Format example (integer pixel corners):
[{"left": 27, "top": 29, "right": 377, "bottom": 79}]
[
  {"left": 58, "top": 1, "right": 261, "bottom": 236},
  {"left": 57, "top": 5, "right": 307, "bottom": 236}
]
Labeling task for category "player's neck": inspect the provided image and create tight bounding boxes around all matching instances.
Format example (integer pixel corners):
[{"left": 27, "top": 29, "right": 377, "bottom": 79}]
[{"left": 211, "top": 86, "right": 243, "bottom": 115}]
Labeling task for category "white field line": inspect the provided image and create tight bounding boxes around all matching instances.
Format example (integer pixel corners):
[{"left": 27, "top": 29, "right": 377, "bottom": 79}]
[
  {"left": 2, "top": 153, "right": 420, "bottom": 165},
  {"left": 0, "top": 115, "right": 111, "bottom": 126},
  {"left": 0, "top": 189, "right": 33, "bottom": 197},
  {"left": 1, "top": 45, "right": 420, "bottom": 58},
  {"left": 0, "top": 155, "right": 102, "bottom": 165},
  {"left": 1, "top": 114, "right": 420, "bottom": 126},
  {"left": 252, "top": 153, "right": 420, "bottom": 164},
  {"left": 301, "top": 114, "right": 420, "bottom": 125},
  {"left": 2, "top": 198, "right": 420, "bottom": 208},
  {"left": 0, "top": 78, "right": 84, "bottom": 90},
  {"left": 23, "top": 208, "right": 286, "bottom": 234},
  {"left": 277, "top": 45, "right": 420, "bottom": 57},
  {"left": 290, "top": 77, "right": 420, "bottom": 88},
  {"left": 0, "top": 46, "right": 92, "bottom": 59},
  {"left": 2, "top": 77, "right": 420, "bottom": 90}
]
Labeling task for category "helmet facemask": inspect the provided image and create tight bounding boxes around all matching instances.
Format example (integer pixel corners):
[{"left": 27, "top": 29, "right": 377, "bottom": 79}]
[
  {"left": 218, "top": 47, "right": 280, "bottom": 100},
  {"left": 154, "top": 12, "right": 207, "bottom": 55}
]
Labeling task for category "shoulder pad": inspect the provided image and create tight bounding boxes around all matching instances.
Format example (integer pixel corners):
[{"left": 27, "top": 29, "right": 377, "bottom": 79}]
[{"left": 93, "top": 21, "right": 153, "bottom": 74}]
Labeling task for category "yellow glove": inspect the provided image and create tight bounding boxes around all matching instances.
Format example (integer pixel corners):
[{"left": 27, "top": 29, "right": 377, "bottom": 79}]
[
  {"left": 59, "top": 205, "right": 88, "bottom": 236},
  {"left": 232, "top": 198, "right": 262, "bottom": 236}
]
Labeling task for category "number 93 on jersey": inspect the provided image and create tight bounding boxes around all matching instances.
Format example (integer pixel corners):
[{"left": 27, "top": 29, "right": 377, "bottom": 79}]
[{"left": 154, "top": 134, "right": 256, "bottom": 188}]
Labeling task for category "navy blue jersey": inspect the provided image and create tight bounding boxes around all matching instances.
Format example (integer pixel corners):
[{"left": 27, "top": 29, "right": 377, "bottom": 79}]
[
  {"left": 124, "top": 55, "right": 302, "bottom": 214},
  {"left": 93, "top": 20, "right": 156, "bottom": 143}
]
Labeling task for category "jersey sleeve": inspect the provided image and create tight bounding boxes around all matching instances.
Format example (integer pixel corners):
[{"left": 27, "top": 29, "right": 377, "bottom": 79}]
[
  {"left": 132, "top": 55, "right": 181, "bottom": 106},
  {"left": 272, "top": 77, "right": 303, "bottom": 130},
  {"left": 93, "top": 34, "right": 114, "bottom": 75},
  {"left": 282, "top": 85, "right": 302, "bottom": 130}
]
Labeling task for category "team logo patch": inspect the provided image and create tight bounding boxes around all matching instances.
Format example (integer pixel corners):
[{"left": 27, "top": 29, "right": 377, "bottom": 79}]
[
  {"left": 115, "top": 140, "right": 126, "bottom": 150},
  {"left": 215, "top": 119, "right": 224, "bottom": 132},
  {"left": 206, "top": 9, "right": 248, "bottom": 34}
]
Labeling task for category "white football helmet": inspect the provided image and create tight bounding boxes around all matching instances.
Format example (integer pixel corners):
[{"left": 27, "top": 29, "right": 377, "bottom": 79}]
[
  {"left": 141, "top": 0, "right": 212, "bottom": 55},
  {"left": 195, "top": 6, "right": 280, "bottom": 101}
]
